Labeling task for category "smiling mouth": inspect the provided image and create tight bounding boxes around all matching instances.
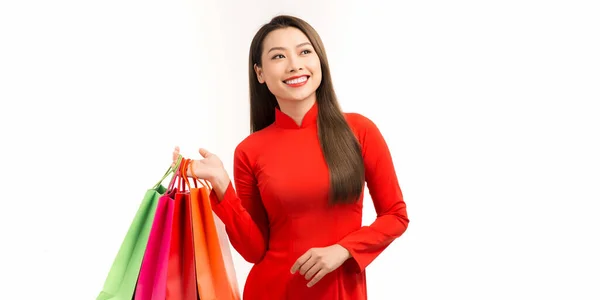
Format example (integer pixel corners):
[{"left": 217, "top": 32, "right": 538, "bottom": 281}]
[{"left": 284, "top": 76, "right": 309, "bottom": 85}]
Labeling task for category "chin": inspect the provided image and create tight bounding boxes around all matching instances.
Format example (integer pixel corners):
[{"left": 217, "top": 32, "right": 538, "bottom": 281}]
[
  {"left": 284, "top": 94, "right": 315, "bottom": 102},
  {"left": 272, "top": 83, "right": 317, "bottom": 102},
  {"left": 284, "top": 90, "right": 317, "bottom": 102}
]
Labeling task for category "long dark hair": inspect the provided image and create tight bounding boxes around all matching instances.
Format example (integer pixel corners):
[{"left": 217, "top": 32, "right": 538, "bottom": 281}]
[{"left": 248, "top": 15, "right": 364, "bottom": 205}]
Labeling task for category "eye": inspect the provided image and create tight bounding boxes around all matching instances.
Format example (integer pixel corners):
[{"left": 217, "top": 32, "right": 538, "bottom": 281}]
[
  {"left": 271, "top": 54, "right": 285, "bottom": 60},
  {"left": 301, "top": 49, "right": 312, "bottom": 55}
]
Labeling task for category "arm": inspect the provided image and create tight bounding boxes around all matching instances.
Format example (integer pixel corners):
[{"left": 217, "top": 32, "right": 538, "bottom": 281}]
[
  {"left": 337, "top": 115, "right": 409, "bottom": 272},
  {"left": 208, "top": 145, "right": 269, "bottom": 264}
]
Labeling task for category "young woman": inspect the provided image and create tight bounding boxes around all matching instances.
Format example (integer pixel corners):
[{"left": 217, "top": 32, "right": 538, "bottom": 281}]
[{"left": 173, "top": 14, "right": 409, "bottom": 300}]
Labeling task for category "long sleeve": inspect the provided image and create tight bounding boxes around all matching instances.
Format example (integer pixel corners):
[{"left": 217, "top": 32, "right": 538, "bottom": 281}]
[
  {"left": 209, "top": 145, "right": 269, "bottom": 263},
  {"left": 338, "top": 114, "right": 409, "bottom": 272}
]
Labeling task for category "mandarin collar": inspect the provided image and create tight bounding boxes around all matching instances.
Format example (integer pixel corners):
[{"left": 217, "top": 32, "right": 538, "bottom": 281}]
[{"left": 274, "top": 102, "right": 318, "bottom": 129}]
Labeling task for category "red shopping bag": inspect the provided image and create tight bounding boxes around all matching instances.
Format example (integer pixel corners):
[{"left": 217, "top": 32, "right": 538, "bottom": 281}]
[{"left": 166, "top": 159, "right": 198, "bottom": 300}]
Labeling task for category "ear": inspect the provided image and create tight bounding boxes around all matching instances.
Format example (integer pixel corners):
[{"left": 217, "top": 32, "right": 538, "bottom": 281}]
[{"left": 254, "top": 63, "right": 265, "bottom": 83}]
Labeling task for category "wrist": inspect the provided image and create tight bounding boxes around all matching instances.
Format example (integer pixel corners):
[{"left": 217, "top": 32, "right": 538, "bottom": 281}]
[
  {"left": 336, "top": 244, "right": 352, "bottom": 261},
  {"left": 209, "top": 170, "right": 230, "bottom": 200}
]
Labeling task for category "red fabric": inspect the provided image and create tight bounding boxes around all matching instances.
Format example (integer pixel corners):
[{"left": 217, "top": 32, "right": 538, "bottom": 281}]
[{"left": 210, "top": 102, "right": 409, "bottom": 300}]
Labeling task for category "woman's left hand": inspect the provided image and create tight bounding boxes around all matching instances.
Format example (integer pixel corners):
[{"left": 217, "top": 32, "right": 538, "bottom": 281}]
[{"left": 290, "top": 244, "right": 352, "bottom": 287}]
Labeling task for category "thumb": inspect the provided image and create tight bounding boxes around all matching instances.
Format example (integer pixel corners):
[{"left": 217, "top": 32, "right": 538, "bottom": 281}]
[{"left": 198, "top": 148, "right": 211, "bottom": 158}]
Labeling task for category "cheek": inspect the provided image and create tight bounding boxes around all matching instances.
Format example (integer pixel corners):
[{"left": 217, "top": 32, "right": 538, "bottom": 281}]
[
  {"left": 309, "top": 61, "right": 322, "bottom": 78},
  {"left": 311, "top": 65, "right": 323, "bottom": 85},
  {"left": 263, "top": 66, "right": 283, "bottom": 85},
  {"left": 265, "top": 77, "right": 282, "bottom": 91},
  {"left": 263, "top": 71, "right": 285, "bottom": 94}
]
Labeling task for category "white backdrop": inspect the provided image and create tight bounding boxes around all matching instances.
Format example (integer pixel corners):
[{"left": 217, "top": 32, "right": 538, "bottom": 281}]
[{"left": 1, "top": 0, "right": 599, "bottom": 299}]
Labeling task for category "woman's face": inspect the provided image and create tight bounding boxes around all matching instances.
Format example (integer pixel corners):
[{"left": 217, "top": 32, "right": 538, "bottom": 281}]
[{"left": 255, "top": 27, "right": 322, "bottom": 104}]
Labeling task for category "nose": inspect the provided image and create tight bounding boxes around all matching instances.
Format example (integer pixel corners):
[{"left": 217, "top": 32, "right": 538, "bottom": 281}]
[{"left": 287, "top": 55, "right": 303, "bottom": 73}]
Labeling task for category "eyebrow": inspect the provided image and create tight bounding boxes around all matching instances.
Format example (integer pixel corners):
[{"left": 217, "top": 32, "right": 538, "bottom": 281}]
[{"left": 267, "top": 42, "right": 312, "bottom": 54}]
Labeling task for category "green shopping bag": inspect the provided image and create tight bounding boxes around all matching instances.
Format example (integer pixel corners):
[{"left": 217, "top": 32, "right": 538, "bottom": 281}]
[{"left": 97, "top": 156, "right": 182, "bottom": 300}]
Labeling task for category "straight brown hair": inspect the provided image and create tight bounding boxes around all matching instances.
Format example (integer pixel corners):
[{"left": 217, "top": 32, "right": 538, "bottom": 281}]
[{"left": 248, "top": 15, "right": 365, "bottom": 205}]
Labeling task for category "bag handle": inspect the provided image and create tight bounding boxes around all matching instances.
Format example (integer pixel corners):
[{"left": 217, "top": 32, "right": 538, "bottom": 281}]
[
  {"left": 188, "top": 160, "right": 210, "bottom": 189},
  {"left": 185, "top": 158, "right": 200, "bottom": 189},
  {"left": 154, "top": 154, "right": 183, "bottom": 190},
  {"left": 167, "top": 155, "right": 185, "bottom": 192},
  {"left": 179, "top": 158, "right": 192, "bottom": 191}
]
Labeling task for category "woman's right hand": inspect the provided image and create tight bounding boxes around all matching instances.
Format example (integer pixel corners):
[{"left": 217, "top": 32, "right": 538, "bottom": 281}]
[{"left": 172, "top": 146, "right": 227, "bottom": 182}]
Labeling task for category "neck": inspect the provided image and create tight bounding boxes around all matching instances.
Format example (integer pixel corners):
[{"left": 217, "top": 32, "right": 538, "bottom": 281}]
[{"left": 277, "top": 97, "right": 317, "bottom": 126}]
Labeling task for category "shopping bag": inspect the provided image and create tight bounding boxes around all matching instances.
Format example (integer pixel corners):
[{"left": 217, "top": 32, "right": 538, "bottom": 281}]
[
  {"left": 166, "top": 159, "right": 198, "bottom": 300},
  {"left": 213, "top": 201, "right": 241, "bottom": 300},
  {"left": 134, "top": 162, "right": 182, "bottom": 300},
  {"left": 96, "top": 156, "right": 182, "bottom": 300},
  {"left": 189, "top": 163, "right": 241, "bottom": 300}
]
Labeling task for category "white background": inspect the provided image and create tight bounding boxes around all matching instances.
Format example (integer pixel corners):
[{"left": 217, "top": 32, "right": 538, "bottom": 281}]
[{"left": 1, "top": 0, "right": 599, "bottom": 299}]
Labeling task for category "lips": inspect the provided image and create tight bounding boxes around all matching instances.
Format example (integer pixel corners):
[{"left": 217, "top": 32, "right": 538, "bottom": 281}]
[{"left": 284, "top": 75, "right": 309, "bottom": 87}]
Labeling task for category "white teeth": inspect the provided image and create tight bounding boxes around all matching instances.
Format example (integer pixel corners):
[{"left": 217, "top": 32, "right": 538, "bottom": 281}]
[{"left": 285, "top": 76, "right": 308, "bottom": 84}]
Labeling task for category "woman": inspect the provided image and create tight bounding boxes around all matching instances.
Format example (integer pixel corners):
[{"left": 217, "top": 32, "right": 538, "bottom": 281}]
[{"left": 173, "top": 14, "right": 409, "bottom": 300}]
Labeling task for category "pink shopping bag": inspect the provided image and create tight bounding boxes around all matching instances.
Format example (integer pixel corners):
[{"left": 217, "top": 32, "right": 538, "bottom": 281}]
[{"left": 134, "top": 167, "right": 181, "bottom": 300}]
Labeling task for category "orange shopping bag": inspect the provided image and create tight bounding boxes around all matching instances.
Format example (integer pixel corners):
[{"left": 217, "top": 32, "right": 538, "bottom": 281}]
[{"left": 189, "top": 163, "right": 241, "bottom": 300}]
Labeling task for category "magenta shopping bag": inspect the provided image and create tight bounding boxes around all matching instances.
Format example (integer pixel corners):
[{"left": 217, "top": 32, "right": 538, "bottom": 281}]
[{"left": 134, "top": 169, "right": 180, "bottom": 300}]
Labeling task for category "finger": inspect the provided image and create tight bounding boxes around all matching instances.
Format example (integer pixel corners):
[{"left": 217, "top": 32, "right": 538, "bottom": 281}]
[
  {"left": 304, "top": 261, "right": 321, "bottom": 280},
  {"left": 307, "top": 269, "right": 327, "bottom": 288},
  {"left": 172, "top": 146, "right": 180, "bottom": 165},
  {"left": 188, "top": 160, "right": 197, "bottom": 177},
  {"left": 290, "top": 251, "right": 312, "bottom": 274},
  {"left": 299, "top": 256, "right": 318, "bottom": 276},
  {"left": 198, "top": 148, "right": 211, "bottom": 158}
]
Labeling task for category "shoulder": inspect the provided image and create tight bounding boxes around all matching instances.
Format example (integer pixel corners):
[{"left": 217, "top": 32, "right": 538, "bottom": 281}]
[
  {"left": 344, "top": 112, "right": 379, "bottom": 135},
  {"left": 343, "top": 112, "right": 389, "bottom": 151}
]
